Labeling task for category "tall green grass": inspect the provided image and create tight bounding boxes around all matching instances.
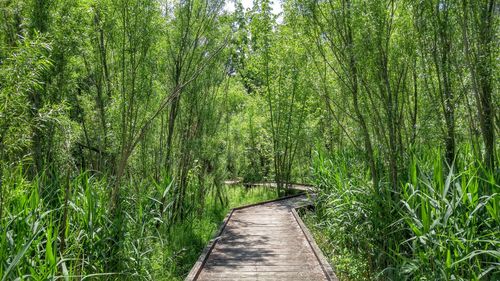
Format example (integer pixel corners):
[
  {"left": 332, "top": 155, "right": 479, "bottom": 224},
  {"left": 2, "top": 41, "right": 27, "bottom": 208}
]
[
  {"left": 306, "top": 149, "right": 499, "bottom": 280},
  {"left": 0, "top": 168, "right": 120, "bottom": 280},
  {"left": 0, "top": 166, "right": 278, "bottom": 280},
  {"left": 398, "top": 153, "right": 499, "bottom": 280}
]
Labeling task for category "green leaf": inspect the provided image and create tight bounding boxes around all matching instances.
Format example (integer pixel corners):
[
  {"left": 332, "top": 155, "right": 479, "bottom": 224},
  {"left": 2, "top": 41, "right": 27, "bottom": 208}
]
[{"left": 446, "top": 248, "right": 452, "bottom": 269}]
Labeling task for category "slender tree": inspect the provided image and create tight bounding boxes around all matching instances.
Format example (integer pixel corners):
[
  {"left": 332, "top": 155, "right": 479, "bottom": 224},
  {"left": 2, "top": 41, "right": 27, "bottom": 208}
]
[{"left": 461, "top": 0, "right": 497, "bottom": 171}]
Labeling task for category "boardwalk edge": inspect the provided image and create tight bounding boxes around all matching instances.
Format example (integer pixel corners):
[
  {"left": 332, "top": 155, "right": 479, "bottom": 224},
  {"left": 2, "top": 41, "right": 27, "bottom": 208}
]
[
  {"left": 184, "top": 192, "right": 306, "bottom": 281},
  {"left": 291, "top": 207, "right": 339, "bottom": 281}
]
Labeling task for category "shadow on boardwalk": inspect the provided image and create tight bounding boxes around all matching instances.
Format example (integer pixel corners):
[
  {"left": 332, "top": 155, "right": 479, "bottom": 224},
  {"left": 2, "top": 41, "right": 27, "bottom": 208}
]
[{"left": 186, "top": 191, "right": 337, "bottom": 281}]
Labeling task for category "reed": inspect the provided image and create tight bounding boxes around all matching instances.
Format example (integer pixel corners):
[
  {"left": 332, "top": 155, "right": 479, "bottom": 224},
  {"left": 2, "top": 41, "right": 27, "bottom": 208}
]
[{"left": 306, "top": 148, "right": 499, "bottom": 280}]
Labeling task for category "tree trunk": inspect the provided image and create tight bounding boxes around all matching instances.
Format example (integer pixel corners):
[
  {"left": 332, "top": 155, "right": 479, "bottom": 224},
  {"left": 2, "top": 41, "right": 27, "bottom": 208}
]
[
  {"left": 475, "top": 0, "right": 496, "bottom": 170},
  {"left": 346, "top": 0, "right": 378, "bottom": 189}
]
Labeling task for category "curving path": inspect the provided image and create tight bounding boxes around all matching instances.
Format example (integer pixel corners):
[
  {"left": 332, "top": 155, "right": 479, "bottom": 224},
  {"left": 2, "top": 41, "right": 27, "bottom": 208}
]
[{"left": 186, "top": 187, "right": 337, "bottom": 281}]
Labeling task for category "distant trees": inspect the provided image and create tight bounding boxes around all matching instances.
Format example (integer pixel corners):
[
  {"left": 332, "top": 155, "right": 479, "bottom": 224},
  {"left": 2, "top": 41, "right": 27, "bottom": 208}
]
[
  {"left": 305, "top": 0, "right": 379, "bottom": 189},
  {"left": 161, "top": 0, "right": 228, "bottom": 221},
  {"left": 230, "top": 0, "right": 313, "bottom": 194}
]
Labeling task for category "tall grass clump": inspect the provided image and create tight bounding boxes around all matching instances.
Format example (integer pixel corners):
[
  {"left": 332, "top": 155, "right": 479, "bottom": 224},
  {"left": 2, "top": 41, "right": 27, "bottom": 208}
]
[
  {"left": 398, "top": 151, "right": 499, "bottom": 280},
  {"left": 0, "top": 164, "right": 278, "bottom": 280},
  {"left": 0, "top": 168, "right": 112, "bottom": 280},
  {"left": 308, "top": 149, "right": 397, "bottom": 280},
  {"left": 308, "top": 148, "right": 499, "bottom": 280}
]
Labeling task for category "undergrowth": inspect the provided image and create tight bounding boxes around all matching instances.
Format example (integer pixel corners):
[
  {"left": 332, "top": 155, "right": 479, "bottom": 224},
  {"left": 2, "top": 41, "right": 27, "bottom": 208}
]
[
  {"left": 304, "top": 148, "right": 499, "bottom": 280},
  {"left": 0, "top": 169, "right": 277, "bottom": 280}
]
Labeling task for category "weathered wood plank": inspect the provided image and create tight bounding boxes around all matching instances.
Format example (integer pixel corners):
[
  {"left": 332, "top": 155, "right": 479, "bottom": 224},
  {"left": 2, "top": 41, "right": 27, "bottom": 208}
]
[
  {"left": 202, "top": 265, "right": 323, "bottom": 272},
  {"left": 197, "top": 271, "right": 326, "bottom": 279},
  {"left": 186, "top": 193, "right": 337, "bottom": 281}
]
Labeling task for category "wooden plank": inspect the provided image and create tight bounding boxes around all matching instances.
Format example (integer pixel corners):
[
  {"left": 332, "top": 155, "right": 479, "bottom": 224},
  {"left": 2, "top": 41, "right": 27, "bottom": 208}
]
[
  {"left": 185, "top": 209, "right": 235, "bottom": 281},
  {"left": 291, "top": 208, "right": 339, "bottom": 281},
  {"left": 202, "top": 265, "right": 323, "bottom": 272},
  {"left": 205, "top": 260, "right": 321, "bottom": 266},
  {"left": 185, "top": 187, "right": 337, "bottom": 281},
  {"left": 197, "top": 271, "right": 326, "bottom": 279},
  {"left": 205, "top": 258, "right": 321, "bottom": 266}
]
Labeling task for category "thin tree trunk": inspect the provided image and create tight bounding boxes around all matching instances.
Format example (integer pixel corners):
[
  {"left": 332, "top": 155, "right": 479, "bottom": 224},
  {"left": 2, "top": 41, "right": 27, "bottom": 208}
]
[
  {"left": 93, "top": 9, "right": 110, "bottom": 169},
  {"left": 461, "top": 0, "right": 496, "bottom": 170},
  {"left": 59, "top": 170, "right": 70, "bottom": 253},
  {"left": 165, "top": 96, "right": 180, "bottom": 172},
  {"left": 410, "top": 61, "right": 418, "bottom": 147}
]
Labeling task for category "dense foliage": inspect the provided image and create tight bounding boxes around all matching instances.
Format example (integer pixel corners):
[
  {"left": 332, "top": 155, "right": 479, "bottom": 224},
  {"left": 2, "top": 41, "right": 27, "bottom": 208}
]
[{"left": 0, "top": 0, "right": 498, "bottom": 280}]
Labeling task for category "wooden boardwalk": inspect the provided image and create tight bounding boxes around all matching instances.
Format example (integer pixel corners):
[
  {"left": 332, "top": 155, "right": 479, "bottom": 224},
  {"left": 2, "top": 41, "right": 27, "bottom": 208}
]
[{"left": 186, "top": 192, "right": 337, "bottom": 281}]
